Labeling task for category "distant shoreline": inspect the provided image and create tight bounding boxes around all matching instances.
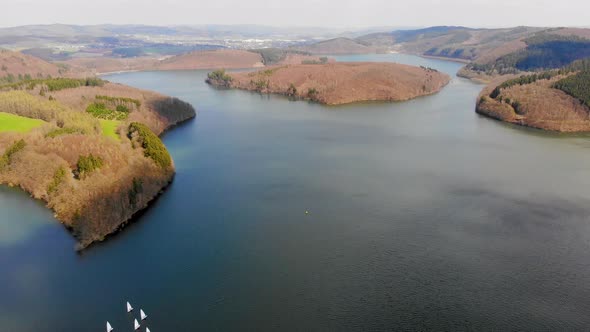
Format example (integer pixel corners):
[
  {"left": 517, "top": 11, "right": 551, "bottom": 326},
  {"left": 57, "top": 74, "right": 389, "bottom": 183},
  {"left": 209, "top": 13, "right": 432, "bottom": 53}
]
[
  {"left": 419, "top": 54, "right": 471, "bottom": 64},
  {"left": 97, "top": 69, "right": 142, "bottom": 76}
]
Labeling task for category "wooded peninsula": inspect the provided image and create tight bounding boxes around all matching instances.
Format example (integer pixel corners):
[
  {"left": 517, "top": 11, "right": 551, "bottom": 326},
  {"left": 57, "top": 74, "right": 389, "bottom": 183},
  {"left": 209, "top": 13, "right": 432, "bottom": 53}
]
[
  {"left": 0, "top": 50, "right": 195, "bottom": 249},
  {"left": 205, "top": 63, "right": 450, "bottom": 105}
]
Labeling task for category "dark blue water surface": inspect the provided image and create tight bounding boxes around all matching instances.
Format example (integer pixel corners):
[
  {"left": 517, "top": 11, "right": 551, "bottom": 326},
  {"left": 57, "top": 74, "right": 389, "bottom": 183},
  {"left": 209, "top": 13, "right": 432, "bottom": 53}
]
[{"left": 2, "top": 54, "right": 590, "bottom": 331}]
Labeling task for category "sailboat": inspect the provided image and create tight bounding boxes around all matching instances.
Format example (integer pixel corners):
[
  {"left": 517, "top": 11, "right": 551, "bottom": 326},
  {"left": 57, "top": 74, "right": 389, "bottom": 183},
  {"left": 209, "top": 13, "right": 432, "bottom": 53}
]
[
  {"left": 106, "top": 321, "right": 114, "bottom": 332},
  {"left": 127, "top": 301, "right": 134, "bottom": 313},
  {"left": 134, "top": 319, "right": 141, "bottom": 330},
  {"left": 140, "top": 309, "right": 148, "bottom": 320},
  {"left": 146, "top": 328, "right": 151, "bottom": 332}
]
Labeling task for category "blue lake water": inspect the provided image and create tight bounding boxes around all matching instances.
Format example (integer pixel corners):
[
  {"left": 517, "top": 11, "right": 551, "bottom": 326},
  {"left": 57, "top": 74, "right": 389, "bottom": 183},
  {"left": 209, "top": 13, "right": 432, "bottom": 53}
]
[{"left": 2, "top": 54, "right": 590, "bottom": 331}]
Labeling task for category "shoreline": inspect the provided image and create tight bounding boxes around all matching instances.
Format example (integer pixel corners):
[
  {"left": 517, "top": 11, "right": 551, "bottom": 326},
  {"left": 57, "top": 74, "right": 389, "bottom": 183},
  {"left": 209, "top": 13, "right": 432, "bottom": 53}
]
[
  {"left": 419, "top": 54, "right": 471, "bottom": 64},
  {"left": 97, "top": 65, "right": 264, "bottom": 76},
  {"left": 97, "top": 69, "right": 142, "bottom": 76},
  {"left": 76, "top": 172, "right": 175, "bottom": 251}
]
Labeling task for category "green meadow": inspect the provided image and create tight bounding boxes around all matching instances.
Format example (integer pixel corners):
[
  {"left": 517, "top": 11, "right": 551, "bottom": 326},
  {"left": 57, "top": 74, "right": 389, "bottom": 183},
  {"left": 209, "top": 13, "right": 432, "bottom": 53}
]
[
  {"left": 0, "top": 112, "right": 45, "bottom": 133},
  {"left": 99, "top": 119, "right": 121, "bottom": 141}
]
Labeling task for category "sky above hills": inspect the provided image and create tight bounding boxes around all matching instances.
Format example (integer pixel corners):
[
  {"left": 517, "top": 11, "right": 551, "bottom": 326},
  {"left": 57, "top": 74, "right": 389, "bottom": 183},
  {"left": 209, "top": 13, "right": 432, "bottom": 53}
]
[{"left": 2, "top": 0, "right": 589, "bottom": 28}]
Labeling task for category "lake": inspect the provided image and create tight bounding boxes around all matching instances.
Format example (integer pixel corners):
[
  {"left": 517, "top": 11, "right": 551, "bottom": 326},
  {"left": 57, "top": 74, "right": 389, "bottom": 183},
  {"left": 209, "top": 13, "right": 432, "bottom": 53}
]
[{"left": 2, "top": 54, "right": 590, "bottom": 331}]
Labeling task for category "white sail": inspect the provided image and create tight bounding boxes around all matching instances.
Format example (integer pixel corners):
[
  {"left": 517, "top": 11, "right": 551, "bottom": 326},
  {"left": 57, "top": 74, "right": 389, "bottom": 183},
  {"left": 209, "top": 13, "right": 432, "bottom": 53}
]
[
  {"left": 146, "top": 328, "right": 151, "bottom": 332},
  {"left": 140, "top": 309, "right": 147, "bottom": 320},
  {"left": 134, "top": 319, "right": 141, "bottom": 330},
  {"left": 127, "top": 301, "right": 133, "bottom": 312},
  {"left": 106, "top": 321, "right": 114, "bottom": 332}
]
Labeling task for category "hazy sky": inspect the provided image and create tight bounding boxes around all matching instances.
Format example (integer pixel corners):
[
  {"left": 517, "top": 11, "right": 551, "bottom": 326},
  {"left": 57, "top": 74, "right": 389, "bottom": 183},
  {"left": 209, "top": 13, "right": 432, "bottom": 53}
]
[{"left": 2, "top": 0, "right": 589, "bottom": 28}]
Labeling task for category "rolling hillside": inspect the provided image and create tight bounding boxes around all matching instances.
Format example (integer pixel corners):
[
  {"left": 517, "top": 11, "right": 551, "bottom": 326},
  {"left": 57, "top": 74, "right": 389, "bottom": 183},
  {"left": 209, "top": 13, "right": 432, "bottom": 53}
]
[
  {"left": 207, "top": 62, "right": 450, "bottom": 105},
  {"left": 476, "top": 60, "right": 590, "bottom": 132},
  {"left": 293, "top": 37, "right": 376, "bottom": 54},
  {"left": 462, "top": 32, "right": 590, "bottom": 78},
  {"left": 0, "top": 49, "right": 64, "bottom": 83}
]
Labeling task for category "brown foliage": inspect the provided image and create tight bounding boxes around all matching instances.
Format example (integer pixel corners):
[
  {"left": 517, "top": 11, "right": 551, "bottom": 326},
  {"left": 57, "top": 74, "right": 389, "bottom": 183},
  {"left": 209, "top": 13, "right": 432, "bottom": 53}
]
[
  {"left": 46, "top": 82, "right": 195, "bottom": 135},
  {"left": 0, "top": 121, "right": 177, "bottom": 249},
  {"left": 59, "top": 49, "right": 265, "bottom": 74},
  {"left": 476, "top": 75, "right": 590, "bottom": 132},
  {"left": 0, "top": 49, "right": 62, "bottom": 79},
  {"left": 214, "top": 62, "right": 450, "bottom": 105},
  {"left": 57, "top": 56, "right": 159, "bottom": 75}
]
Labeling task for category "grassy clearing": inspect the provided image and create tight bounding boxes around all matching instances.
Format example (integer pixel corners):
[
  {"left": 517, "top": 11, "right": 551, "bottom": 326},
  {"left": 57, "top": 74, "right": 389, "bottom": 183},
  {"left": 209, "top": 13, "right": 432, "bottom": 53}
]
[
  {"left": 0, "top": 112, "right": 45, "bottom": 133},
  {"left": 99, "top": 119, "right": 121, "bottom": 141},
  {"left": 86, "top": 102, "right": 129, "bottom": 120}
]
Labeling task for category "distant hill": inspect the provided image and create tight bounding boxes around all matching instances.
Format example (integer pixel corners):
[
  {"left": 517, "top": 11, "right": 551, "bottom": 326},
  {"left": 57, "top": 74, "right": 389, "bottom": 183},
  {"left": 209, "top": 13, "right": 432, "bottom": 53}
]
[
  {"left": 295, "top": 26, "right": 548, "bottom": 60},
  {"left": 393, "top": 26, "right": 473, "bottom": 43},
  {"left": 157, "top": 49, "right": 264, "bottom": 70},
  {"left": 0, "top": 49, "right": 64, "bottom": 83},
  {"left": 0, "top": 24, "right": 369, "bottom": 40},
  {"left": 293, "top": 37, "right": 375, "bottom": 54},
  {"left": 351, "top": 26, "right": 590, "bottom": 82},
  {"left": 6, "top": 23, "right": 590, "bottom": 77},
  {"left": 462, "top": 31, "right": 590, "bottom": 78},
  {"left": 57, "top": 56, "right": 158, "bottom": 75},
  {"left": 356, "top": 26, "right": 545, "bottom": 61},
  {"left": 0, "top": 24, "right": 365, "bottom": 52},
  {"left": 59, "top": 49, "right": 329, "bottom": 74},
  {"left": 5, "top": 23, "right": 590, "bottom": 84}
]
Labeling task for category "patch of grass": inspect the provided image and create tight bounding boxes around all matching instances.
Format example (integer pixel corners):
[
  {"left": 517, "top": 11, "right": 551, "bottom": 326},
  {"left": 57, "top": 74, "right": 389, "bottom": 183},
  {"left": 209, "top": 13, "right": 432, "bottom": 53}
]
[
  {"left": 0, "top": 91, "right": 101, "bottom": 135},
  {"left": 45, "top": 127, "right": 84, "bottom": 138},
  {"left": 99, "top": 119, "right": 121, "bottom": 141},
  {"left": 86, "top": 102, "right": 128, "bottom": 120},
  {"left": 0, "top": 112, "right": 45, "bottom": 133},
  {"left": 95, "top": 95, "right": 141, "bottom": 108}
]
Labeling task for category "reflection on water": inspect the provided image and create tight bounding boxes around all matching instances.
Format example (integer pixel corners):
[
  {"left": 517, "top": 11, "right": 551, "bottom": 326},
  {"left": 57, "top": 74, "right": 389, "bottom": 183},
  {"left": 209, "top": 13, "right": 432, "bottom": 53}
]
[
  {"left": 0, "top": 186, "right": 65, "bottom": 247},
  {"left": 1, "top": 54, "right": 590, "bottom": 331}
]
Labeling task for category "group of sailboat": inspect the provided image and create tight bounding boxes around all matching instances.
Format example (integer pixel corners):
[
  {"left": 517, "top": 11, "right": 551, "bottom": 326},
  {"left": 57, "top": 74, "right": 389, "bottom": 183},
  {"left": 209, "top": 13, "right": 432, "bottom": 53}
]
[{"left": 106, "top": 301, "right": 151, "bottom": 331}]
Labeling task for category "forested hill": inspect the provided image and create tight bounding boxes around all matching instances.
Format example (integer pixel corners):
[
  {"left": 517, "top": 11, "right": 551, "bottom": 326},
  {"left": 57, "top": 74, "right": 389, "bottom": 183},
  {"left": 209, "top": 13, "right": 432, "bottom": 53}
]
[
  {"left": 476, "top": 59, "right": 590, "bottom": 132},
  {"left": 0, "top": 49, "right": 66, "bottom": 83},
  {"left": 300, "top": 26, "right": 590, "bottom": 82},
  {"left": 464, "top": 33, "right": 590, "bottom": 76}
]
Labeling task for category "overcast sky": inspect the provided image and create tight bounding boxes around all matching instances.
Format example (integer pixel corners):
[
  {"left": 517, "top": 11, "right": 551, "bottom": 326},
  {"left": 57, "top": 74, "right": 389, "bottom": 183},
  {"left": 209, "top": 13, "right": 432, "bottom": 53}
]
[{"left": 2, "top": 0, "right": 589, "bottom": 28}]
